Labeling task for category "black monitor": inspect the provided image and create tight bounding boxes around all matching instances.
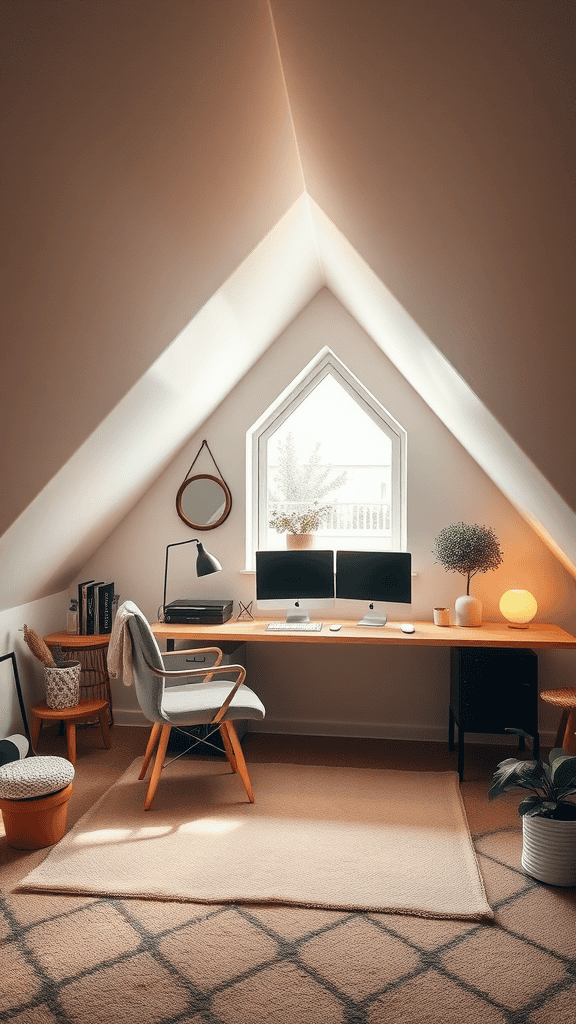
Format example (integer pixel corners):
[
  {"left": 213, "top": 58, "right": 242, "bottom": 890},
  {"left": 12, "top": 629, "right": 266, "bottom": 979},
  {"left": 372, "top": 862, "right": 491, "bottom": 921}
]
[
  {"left": 256, "top": 550, "right": 335, "bottom": 623},
  {"left": 336, "top": 550, "right": 412, "bottom": 626}
]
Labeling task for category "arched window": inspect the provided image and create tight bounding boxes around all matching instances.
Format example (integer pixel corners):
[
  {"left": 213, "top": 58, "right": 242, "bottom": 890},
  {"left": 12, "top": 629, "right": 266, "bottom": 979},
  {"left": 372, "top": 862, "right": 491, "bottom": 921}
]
[{"left": 246, "top": 348, "right": 407, "bottom": 567}]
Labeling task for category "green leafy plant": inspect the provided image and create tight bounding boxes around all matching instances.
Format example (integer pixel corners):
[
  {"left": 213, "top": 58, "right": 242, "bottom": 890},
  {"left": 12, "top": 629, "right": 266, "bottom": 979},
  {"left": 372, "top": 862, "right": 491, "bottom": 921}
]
[
  {"left": 432, "top": 522, "right": 503, "bottom": 595},
  {"left": 489, "top": 729, "right": 576, "bottom": 820},
  {"left": 269, "top": 503, "right": 331, "bottom": 535}
]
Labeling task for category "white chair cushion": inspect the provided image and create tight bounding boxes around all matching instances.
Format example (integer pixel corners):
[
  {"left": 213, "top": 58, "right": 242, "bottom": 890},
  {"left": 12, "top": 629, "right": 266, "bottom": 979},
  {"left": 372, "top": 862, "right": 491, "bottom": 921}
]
[
  {"left": 0, "top": 756, "right": 74, "bottom": 800},
  {"left": 161, "top": 680, "right": 266, "bottom": 725}
]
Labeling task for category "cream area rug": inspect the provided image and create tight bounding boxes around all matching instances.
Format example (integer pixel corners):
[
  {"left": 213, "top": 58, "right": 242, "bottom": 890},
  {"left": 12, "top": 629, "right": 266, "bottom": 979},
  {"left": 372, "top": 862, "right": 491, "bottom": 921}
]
[{"left": 16, "top": 759, "right": 493, "bottom": 921}]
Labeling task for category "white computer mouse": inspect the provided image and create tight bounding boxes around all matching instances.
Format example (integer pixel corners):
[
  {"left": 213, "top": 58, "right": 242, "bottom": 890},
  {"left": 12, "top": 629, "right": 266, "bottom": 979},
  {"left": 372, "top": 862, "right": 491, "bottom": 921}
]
[
  {"left": 400, "top": 623, "right": 415, "bottom": 634},
  {"left": 329, "top": 623, "right": 342, "bottom": 631}
]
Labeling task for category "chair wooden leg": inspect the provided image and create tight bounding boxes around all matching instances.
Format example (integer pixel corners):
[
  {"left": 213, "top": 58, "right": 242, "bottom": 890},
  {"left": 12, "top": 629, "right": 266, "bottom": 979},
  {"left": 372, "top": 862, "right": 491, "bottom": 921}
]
[
  {"left": 139, "top": 722, "right": 161, "bottom": 780},
  {"left": 219, "top": 723, "right": 238, "bottom": 773},
  {"left": 98, "top": 706, "right": 112, "bottom": 750},
  {"left": 222, "top": 721, "right": 254, "bottom": 803},
  {"left": 65, "top": 721, "right": 77, "bottom": 766},
  {"left": 144, "top": 724, "right": 171, "bottom": 811}
]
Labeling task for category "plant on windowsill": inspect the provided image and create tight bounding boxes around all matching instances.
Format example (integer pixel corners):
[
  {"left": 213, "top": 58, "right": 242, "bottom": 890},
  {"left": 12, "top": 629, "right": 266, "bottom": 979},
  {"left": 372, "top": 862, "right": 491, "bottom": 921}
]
[
  {"left": 432, "top": 521, "right": 503, "bottom": 626},
  {"left": 488, "top": 728, "right": 576, "bottom": 885},
  {"left": 269, "top": 504, "right": 331, "bottom": 548},
  {"left": 268, "top": 433, "right": 347, "bottom": 548}
]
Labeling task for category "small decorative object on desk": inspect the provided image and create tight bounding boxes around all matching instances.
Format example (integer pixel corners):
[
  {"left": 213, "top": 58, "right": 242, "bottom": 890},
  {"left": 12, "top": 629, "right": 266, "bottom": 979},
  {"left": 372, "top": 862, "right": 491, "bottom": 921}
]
[
  {"left": 433, "top": 607, "right": 450, "bottom": 626},
  {"left": 489, "top": 728, "right": 576, "bottom": 886},
  {"left": 236, "top": 600, "right": 254, "bottom": 621},
  {"left": 433, "top": 522, "right": 503, "bottom": 627}
]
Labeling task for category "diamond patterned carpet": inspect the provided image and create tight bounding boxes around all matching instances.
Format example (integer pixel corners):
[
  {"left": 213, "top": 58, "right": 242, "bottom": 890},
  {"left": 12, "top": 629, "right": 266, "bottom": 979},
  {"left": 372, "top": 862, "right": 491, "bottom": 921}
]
[{"left": 1, "top": 727, "right": 575, "bottom": 1023}]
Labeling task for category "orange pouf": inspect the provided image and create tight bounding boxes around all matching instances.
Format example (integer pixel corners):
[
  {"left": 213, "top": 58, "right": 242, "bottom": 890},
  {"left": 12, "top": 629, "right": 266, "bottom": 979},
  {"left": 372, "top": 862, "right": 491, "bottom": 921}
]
[{"left": 0, "top": 783, "right": 73, "bottom": 850}]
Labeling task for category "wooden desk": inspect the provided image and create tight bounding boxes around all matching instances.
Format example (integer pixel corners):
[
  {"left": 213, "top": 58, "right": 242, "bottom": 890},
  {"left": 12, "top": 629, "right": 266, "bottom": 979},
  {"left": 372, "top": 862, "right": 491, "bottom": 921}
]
[
  {"left": 151, "top": 619, "right": 576, "bottom": 650},
  {"left": 151, "top": 619, "right": 576, "bottom": 780}
]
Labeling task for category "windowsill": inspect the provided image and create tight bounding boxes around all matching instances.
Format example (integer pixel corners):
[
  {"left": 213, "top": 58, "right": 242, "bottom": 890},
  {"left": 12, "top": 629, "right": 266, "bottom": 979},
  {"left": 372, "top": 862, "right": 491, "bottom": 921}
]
[{"left": 239, "top": 569, "right": 418, "bottom": 576}]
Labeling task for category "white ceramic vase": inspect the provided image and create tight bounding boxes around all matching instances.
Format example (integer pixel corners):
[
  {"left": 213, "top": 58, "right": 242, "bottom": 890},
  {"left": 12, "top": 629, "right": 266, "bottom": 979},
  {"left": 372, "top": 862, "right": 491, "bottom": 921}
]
[
  {"left": 455, "top": 594, "right": 482, "bottom": 627},
  {"left": 522, "top": 814, "right": 576, "bottom": 887}
]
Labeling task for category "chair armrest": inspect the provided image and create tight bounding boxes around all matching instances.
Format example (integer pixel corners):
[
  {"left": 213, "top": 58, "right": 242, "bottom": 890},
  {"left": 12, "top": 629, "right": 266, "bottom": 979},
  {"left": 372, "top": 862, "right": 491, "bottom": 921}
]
[{"left": 143, "top": 656, "right": 246, "bottom": 710}]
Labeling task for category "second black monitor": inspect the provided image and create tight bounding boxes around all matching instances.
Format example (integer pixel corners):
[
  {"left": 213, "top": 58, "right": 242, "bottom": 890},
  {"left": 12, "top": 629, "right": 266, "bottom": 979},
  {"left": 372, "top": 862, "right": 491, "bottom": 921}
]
[{"left": 336, "top": 550, "right": 412, "bottom": 626}]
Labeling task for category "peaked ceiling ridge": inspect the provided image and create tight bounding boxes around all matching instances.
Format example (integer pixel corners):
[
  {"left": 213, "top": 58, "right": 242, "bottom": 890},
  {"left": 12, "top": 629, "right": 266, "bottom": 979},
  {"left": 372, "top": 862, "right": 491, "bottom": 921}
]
[{"left": 267, "top": 0, "right": 308, "bottom": 195}]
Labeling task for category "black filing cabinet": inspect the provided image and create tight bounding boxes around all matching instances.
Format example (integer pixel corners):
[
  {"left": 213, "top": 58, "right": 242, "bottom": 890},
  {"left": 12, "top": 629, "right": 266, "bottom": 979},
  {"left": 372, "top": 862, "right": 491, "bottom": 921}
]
[{"left": 449, "top": 647, "right": 539, "bottom": 780}]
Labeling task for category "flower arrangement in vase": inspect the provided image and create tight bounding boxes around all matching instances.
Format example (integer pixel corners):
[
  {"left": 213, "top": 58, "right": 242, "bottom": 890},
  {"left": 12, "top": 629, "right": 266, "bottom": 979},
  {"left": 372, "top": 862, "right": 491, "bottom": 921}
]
[
  {"left": 432, "top": 522, "right": 503, "bottom": 626},
  {"left": 269, "top": 504, "right": 331, "bottom": 548}
]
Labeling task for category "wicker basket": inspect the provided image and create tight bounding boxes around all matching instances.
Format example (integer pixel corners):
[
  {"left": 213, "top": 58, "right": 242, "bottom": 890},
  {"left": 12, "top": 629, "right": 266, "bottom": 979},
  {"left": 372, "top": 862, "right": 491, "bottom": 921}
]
[{"left": 44, "top": 662, "right": 81, "bottom": 709}]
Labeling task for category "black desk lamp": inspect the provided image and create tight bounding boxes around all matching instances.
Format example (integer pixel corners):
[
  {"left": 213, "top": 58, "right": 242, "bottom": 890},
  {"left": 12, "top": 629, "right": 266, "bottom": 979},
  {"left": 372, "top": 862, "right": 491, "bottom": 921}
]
[{"left": 161, "top": 539, "right": 222, "bottom": 620}]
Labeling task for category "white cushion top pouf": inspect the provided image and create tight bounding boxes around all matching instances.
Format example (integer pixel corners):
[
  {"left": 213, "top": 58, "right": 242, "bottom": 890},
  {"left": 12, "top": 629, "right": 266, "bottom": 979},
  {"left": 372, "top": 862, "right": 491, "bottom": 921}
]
[{"left": 0, "top": 756, "right": 74, "bottom": 801}]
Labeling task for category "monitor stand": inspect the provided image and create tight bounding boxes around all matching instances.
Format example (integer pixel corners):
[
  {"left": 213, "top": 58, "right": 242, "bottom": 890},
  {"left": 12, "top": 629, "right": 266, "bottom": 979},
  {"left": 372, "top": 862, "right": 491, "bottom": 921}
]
[
  {"left": 286, "top": 610, "right": 311, "bottom": 624},
  {"left": 282, "top": 602, "right": 309, "bottom": 626},
  {"left": 357, "top": 604, "right": 387, "bottom": 627}
]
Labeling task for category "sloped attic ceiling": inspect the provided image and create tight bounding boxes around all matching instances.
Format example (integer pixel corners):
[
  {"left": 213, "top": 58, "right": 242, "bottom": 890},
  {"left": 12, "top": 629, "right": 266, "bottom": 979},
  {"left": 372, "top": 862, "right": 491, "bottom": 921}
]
[{"left": 1, "top": 0, "right": 574, "bottom": 608}]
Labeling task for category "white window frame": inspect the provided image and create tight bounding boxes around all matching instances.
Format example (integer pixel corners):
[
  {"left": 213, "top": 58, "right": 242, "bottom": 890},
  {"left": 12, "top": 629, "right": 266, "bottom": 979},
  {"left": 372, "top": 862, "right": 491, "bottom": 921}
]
[{"left": 246, "top": 347, "right": 407, "bottom": 569}]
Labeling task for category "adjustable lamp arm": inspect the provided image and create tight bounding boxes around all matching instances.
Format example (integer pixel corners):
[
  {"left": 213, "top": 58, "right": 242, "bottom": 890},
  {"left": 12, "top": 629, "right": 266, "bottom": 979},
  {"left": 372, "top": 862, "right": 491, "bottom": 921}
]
[{"left": 161, "top": 539, "right": 222, "bottom": 619}]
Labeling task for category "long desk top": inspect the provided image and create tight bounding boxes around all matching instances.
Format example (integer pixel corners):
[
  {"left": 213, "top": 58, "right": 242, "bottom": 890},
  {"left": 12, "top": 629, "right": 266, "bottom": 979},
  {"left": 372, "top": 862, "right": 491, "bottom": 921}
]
[{"left": 151, "top": 619, "right": 576, "bottom": 649}]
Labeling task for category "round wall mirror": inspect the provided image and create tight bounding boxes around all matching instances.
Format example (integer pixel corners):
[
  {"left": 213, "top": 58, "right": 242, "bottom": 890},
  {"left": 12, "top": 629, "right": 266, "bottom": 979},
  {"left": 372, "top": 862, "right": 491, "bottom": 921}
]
[{"left": 176, "top": 474, "right": 232, "bottom": 530}]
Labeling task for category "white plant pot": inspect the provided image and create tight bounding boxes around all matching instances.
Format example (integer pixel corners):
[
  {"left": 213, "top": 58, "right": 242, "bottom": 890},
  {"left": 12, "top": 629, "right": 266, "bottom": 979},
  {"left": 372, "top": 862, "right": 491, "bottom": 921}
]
[
  {"left": 455, "top": 595, "right": 482, "bottom": 627},
  {"left": 522, "top": 813, "right": 576, "bottom": 886}
]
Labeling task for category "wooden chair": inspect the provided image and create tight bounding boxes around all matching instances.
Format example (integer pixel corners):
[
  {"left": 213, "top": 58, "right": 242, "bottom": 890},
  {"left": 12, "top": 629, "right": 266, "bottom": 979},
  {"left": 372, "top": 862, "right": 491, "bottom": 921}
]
[{"left": 119, "top": 601, "right": 265, "bottom": 810}]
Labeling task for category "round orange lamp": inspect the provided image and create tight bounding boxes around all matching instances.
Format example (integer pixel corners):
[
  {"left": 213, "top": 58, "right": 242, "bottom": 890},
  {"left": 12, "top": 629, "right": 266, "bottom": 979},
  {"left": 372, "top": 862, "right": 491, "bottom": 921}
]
[{"left": 499, "top": 589, "right": 537, "bottom": 628}]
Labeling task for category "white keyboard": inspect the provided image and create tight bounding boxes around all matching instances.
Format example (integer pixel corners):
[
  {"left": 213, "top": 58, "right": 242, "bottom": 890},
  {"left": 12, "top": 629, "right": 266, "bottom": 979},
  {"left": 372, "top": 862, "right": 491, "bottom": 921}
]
[{"left": 266, "top": 621, "right": 323, "bottom": 632}]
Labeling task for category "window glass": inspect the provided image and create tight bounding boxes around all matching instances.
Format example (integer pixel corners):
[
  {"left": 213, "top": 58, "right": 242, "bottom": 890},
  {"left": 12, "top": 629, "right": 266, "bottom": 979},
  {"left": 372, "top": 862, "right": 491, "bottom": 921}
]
[
  {"left": 247, "top": 349, "right": 406, "bottom": 565},
  {"left": 265, "top": 375, "right": 393, "bottom": 550}
]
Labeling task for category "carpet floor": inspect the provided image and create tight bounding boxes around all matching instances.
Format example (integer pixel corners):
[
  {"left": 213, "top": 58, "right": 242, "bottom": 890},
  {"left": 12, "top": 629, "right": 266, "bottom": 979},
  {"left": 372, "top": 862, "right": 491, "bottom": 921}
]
[
  {"left": 1, "top": 727, "right": 575, "bottom": 1023},
  {"left": 15, "top": 759, "right": 492, "bottom": 921}
]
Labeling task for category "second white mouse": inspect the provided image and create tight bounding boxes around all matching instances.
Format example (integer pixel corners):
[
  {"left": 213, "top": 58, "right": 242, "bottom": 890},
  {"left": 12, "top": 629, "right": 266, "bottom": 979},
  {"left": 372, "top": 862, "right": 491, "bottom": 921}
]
[
  {"left": 329, "top": 624, "right": 342, "bottom": 631},
  {"left": 400, "top": 623, "right": 415, "bottom": 634}
]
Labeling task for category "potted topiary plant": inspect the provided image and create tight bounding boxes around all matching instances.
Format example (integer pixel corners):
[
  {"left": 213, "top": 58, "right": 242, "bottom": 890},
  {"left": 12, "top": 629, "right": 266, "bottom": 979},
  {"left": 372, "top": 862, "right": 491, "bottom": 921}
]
[
  {"left": 432, "top": 522, "right": 503, "bottom": 626},
  {"left": 489, "top": 728, "right": 576, "bottom": 886}
]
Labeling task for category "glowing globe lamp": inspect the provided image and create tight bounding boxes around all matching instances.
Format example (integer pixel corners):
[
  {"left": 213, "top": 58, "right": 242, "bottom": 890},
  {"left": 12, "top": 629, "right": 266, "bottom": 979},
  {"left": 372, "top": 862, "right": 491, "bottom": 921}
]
[{"left": 499, "top": 590, "right": 537, "bottom": 628}]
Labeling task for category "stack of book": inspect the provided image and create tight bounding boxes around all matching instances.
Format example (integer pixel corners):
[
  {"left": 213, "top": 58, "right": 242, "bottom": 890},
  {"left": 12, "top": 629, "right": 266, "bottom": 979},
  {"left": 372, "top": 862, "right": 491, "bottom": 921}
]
[{"left": 77, "top": 581, "right": 116, "bottom": 635}]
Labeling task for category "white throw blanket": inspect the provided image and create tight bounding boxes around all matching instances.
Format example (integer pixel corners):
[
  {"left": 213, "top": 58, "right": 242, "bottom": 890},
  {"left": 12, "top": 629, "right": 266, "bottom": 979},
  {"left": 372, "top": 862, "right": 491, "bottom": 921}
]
[{"left": 107, "top": 600, "right": 139, "bottom": 686}]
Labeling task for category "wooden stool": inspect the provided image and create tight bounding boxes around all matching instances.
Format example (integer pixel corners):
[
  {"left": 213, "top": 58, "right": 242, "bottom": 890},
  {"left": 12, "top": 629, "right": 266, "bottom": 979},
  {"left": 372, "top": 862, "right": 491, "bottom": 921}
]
[
  {"left": 43, "top": 633, "right": 114, "bottom": 725},
  {"left": 540, "top": 688, "right": 576, "bottom": 755},
  {"left": 30, "top": 698, "right": 112, "bottom": 766}
]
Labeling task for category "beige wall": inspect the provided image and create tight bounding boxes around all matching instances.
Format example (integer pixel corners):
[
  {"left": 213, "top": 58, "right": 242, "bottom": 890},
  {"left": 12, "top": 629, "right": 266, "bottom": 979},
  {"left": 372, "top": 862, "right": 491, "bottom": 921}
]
[
  {"left": 1, "top": 0, "right": 303, "bottom": 534},
  {"left": 76, "top": 289, "right": 576, "bottom": 742},
  {"left": 0, "top": 592, "right": 68, "bottom": 737},
  {"left": 271, "top": 0, "right": 576, "bottom": 510}
]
